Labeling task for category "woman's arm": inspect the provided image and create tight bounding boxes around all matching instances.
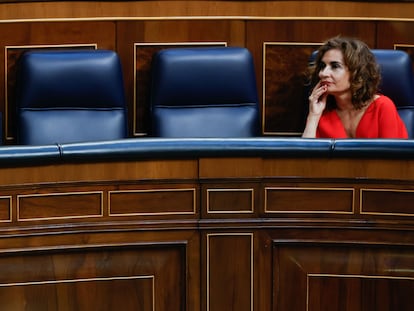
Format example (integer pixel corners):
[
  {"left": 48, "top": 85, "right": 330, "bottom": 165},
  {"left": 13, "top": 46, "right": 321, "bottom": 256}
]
[{"left": 302, "top": 82, "right": 328, "bottom": 138}]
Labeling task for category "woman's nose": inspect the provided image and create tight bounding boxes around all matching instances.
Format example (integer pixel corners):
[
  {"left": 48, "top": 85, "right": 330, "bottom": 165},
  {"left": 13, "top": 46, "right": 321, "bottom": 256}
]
[{"left": 319, "top": 66, "right": 329, "bottom": 77}]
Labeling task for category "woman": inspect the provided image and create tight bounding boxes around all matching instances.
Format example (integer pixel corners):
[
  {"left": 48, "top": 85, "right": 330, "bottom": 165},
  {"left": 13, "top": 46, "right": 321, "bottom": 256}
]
[{"left": 302, "top": 36, "right": 408, "bottom": 138}]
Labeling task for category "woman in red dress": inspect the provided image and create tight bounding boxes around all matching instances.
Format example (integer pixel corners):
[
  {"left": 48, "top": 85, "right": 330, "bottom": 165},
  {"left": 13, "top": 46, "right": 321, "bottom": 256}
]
[{"left": 302, "top": 36, "right": 408, "bottom": 139}]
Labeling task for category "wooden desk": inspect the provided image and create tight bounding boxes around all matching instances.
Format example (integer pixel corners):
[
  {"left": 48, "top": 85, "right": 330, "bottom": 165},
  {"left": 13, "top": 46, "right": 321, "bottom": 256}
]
[{"left": 1, "top": 143, "right": 414, "bottom": 310}]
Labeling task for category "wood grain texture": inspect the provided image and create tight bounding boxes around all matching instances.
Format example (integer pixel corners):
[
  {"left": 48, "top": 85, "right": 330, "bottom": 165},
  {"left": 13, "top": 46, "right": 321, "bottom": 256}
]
[{"left": 0, "top": 156, "right": 414, "bottom": 309}]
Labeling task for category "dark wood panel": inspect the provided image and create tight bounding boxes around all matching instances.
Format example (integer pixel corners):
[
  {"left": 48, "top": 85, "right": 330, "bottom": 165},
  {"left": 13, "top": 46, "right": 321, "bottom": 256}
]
[
  {"left": 376, "top": 21, "right": 414, "bottom": 70},
  {"left": 0, "top": 196, "right": 11, "bottom": 222},
  {"left": 361, "top": 188, "right": 414, "bottom": 216},
  {"left": 0, "top": 244, "right": 185, "bottom": 311},
  {"left": 203, "top": 183, "right": 260, "bottom": 218},
  {"left": 377, "top": 21, "right": 414, "bottom": 48},
  {"left": 205, "top": 233, "right": 253, "bottom": 311},
  {"left": 207, "top": 188, "right": 254, "bottom": 212},
  {"left": 265, "top": 187, "right": 354, "bottom": 214},
  {"left": 109, "top": 187, "right": 197, "bottom": 216},
  {"left": 308, "top": 275, "right": 414, "bottom": 311},
  {"left": 273, "top": 243, "right": 414, "bottom": 311},
  {"left": 17, "top": 191, "right": 103, "bottom": 221}
]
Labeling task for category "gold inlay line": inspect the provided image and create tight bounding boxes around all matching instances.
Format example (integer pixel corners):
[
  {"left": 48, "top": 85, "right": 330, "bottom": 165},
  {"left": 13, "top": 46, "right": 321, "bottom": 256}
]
[{"left": 0, "top": 275, "right": 154, "bottom": 288}]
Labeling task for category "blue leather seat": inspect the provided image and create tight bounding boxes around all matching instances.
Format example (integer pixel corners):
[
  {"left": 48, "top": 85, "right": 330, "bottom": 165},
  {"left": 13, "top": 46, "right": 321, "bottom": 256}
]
[
  {"left": 150, "top": 47, "right": 260, "bottom": 137},
  {"left": 373, "top": 50, "right": 414, "bottom": 138},
  {"left": 15, "top": 49, "right": 128, "bottom": 145}
]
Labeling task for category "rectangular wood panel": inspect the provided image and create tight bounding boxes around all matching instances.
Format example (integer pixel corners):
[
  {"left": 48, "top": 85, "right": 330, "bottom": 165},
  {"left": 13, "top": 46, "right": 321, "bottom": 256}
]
[
  {"left": 265, "top": 187, "right": 354, "bottom": 214},
  {"left": 206, "top": 233, "right": 253, "bottom": 311},
  {"left": 308, "top": 274, "right": 414, "bottom": 311},
  {"left": 361, "top": 188, "right": 414, "bottom": 216},
  {"left": 273, "top": 243, "right": 414, "bottom": 311},
  {"left": 0, "top": 244, "right": 185, "bottom": 311},
  {"left": 206, "top": 188, "right": 254, "bottom": 214},
  {"left": 0, "top": 196, "right": 11, "bottom": 222},
  {"left": 109, "top": 188, "right": 196, "bottom": 216},
  {"left": 17, "top": 192, "right": 103, "bottom": 221}
]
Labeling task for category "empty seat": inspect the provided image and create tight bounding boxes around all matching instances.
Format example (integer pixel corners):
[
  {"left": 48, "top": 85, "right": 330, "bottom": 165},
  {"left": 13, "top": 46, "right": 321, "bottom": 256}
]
[
  {"left": 150, "top": 47, "right": 260, "bottom": 137},
  {"left": 15, "top": 49, "right": 128, "bottom": 145}
]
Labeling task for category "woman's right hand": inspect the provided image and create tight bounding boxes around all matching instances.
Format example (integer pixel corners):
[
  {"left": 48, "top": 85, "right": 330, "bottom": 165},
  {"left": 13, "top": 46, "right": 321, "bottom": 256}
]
[{"left": 308, "top": 81, "right": 328, "bottom": 116}]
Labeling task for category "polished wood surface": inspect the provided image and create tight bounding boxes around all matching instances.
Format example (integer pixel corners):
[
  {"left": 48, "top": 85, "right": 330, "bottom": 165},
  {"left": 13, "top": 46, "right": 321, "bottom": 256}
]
[
  {"left": 1, "top": 1, "right": 414, "bottom": 20},
  {"left": 1, "top": 155, "right": 414, "bottom": 310}
]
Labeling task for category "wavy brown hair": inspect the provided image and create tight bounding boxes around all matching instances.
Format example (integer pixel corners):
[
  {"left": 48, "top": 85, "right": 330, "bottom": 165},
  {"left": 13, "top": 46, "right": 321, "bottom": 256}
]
[{"left": 310, "top": 36, "right": 380, "bottom": 110}]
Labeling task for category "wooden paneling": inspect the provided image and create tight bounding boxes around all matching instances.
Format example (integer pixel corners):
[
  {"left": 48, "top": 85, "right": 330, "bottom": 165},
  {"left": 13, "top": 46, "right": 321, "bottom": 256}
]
[
  {"left": 361, "top": 188, "right": 414, "bottom": 216},
  {"left": 273, "top": 243, "right": 414, "bottom": 311},
  {"left": 264, "top": 186, "right": 354, "bottom": 214},
  {"left": 0, "top": 159, "right": 198, "bottom": 185},
  {"left": 0, "top": 244, "right": 185, "bottom": 311},
  {"left": 17, "top": 191, "right": 103, "bottom": 221},
  {"left": 202, "top": 183, "right": 260, "bottom": 218},
  {"left": 206, "top": 188, "right": 254, "bottom": 213},
  {"left": 0, "top": 196, "right": 11, "bottom": 222},
  {"left": 0, "top": 1, "right": 414, "bottom": 309},
  {"left": 377, "top": 21, "right": 414, "bottom": 48},
  {"left": 1, "top": 1, "right": 414, "bottom": 20},
  {"left": 109, "top": 187, "right": 197, "bottom": 217},
  {"left": 1, "top": 156, "right": 414, "bottom": 309},
  {"left": 205, "top": 233, "right": 253, "bottom": 311}
]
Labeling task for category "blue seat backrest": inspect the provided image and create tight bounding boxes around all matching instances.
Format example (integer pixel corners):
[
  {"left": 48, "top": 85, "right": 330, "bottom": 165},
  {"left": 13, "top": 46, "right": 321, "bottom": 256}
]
[
  {"left": 16, "top": 49, "right": 128, "bottom": 145},
  {"left": 150, "top": 47, "right": 260, "bottom": 137},
  {"left": 373, "top": 50, "right": 414, "bottom": 138}
]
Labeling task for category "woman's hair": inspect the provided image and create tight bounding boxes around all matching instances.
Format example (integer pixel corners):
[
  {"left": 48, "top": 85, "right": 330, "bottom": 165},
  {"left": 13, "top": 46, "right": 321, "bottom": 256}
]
[{"left": 310, "top": 36, "right": 380, "bottom": 109}]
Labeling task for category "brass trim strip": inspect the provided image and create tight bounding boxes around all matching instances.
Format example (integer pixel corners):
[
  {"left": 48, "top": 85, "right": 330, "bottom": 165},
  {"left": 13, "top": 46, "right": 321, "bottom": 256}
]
[
  {"left": 0, "top": 275, "right": 154, "bottom": 287},
  {"left": 394, "top": 44, "right": 414, "bottom": 49},
  {"left": 2, "top": 17, "right": 414, "bottom": 24}
]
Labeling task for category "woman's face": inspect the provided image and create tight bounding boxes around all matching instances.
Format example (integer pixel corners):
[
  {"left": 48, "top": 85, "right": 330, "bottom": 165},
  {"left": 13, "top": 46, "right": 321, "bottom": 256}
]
[{"left": 318, "top": 48, "right": 351, "bottom": 96}]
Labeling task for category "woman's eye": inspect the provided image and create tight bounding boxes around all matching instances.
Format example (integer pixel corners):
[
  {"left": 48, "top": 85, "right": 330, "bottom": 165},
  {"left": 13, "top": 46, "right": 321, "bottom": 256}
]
[{"left": 331, "top": 62, "right": 341, "bottom": 69}]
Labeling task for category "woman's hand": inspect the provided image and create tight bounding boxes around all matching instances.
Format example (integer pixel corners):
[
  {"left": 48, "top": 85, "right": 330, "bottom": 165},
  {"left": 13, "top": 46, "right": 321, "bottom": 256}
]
[
  {"left": 302, "top": 81, "right": 328, "bottom": 138},
  {"left": 308, "top": 81, "right": 328, "bottom": 116}
]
